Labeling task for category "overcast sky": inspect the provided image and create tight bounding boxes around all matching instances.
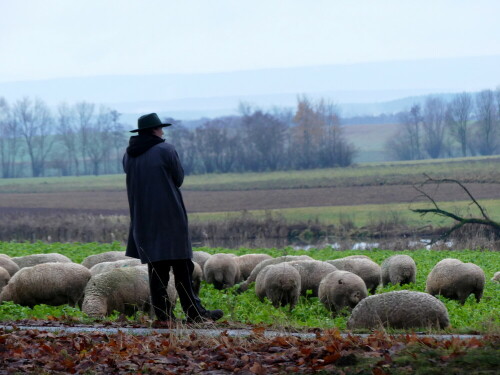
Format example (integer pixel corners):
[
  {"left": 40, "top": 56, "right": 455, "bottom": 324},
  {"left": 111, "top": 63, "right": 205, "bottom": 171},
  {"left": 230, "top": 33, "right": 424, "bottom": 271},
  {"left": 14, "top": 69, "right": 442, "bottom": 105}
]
[{"left": 1, "top": 0, "right": 499, "bottom": 82}]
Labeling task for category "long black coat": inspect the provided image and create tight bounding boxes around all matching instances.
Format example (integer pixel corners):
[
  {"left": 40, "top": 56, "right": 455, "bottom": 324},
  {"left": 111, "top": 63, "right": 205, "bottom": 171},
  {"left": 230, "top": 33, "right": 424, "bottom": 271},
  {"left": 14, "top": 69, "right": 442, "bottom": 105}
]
[{"left": 123, "top": 141, "right": 192, "bottom": 263}]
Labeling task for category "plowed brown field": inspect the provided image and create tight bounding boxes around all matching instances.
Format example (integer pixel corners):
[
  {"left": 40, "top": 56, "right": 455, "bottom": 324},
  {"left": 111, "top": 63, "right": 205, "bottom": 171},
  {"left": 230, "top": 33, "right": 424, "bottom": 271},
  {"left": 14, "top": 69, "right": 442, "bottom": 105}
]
[{"left": 1, "top": 182, "right": 499, "bottom": 214}]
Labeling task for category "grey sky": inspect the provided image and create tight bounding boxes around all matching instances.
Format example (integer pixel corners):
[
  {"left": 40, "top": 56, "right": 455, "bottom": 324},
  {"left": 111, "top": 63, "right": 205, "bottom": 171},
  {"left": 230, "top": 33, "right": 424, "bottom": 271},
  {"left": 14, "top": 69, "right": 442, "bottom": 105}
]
[{"left": 1, "top": 0, "right": 499, "bottom": 82}]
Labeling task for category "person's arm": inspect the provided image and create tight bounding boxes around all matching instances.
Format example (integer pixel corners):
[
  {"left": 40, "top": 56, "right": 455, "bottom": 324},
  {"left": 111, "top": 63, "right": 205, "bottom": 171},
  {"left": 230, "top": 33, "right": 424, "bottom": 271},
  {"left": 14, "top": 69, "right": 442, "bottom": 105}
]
[{"left": 167, "top": 146, "right": 185, "bottom": 188}]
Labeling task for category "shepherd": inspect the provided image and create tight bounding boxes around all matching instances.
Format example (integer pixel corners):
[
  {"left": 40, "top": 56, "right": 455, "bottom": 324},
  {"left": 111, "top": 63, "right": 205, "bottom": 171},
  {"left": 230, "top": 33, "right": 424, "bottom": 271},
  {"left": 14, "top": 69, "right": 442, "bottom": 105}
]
[{"left": 123, "top": 113, "right": 223, "bottom": 324}]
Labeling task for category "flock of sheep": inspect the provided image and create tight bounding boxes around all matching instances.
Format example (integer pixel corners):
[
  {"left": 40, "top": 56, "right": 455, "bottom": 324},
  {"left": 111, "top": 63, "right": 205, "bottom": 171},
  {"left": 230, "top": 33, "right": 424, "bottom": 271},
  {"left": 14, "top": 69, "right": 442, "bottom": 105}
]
[{"left": 0, "top": 250, "right": 497, "bottom": 330}]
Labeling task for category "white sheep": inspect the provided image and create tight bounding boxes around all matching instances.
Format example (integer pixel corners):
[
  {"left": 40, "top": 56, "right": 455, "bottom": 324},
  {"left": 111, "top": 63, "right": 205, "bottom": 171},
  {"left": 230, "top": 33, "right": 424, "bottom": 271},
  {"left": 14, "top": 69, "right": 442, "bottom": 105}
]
[
  {"left": 81, "top": 251, "right": 133, "bottom": 269},
  {"left": 89, "top": 259, "right": 142, "bottom": 276},
  {"left": 0, "top": 262, "right": 91, "bottom": 307},
  {"left": 0, "top": 267, "right": 10, "bottom": 293},
  {"left": 237, "top": 255, "right": 313, "bottom": 293},
  {"left": 381, "top": 254, "right": 417, "bottom": 286},
  {"left": 318, "top": 270, "right": 368, "bottom": 316},
  {"left": 426, "top": 258, "right": 485, "bottom": 304},
  {"left": 192, "top": 261, "right": 203, "bottom": 295},
  {"left": 11, "top": 253, "right": 72, "bottom": 269},
  {"left": 255, "top": 263, "right": 301, "bottom": 310},
  {"left": 347, "top": 291, "right": 450, "bottom": 330},
  {"left": 326, "top": 257, "right": 381, "bottom": 294},
  {"left": 492, "top": 271, "right": 500, "bottom": 282},
  {"left": 235, "top": 253, "right": 273, "bottom": 281},
  {"left": 0, "top": 256, "right": 20, "bottom": 276},
  {"left": 203, "top": 253, "right": 241, "bottom": 290},
  {"left": 82, "top": 266, "right": 177, "bottom": 318},
  {"left": 288, "top": 260, "right": 337, "bottom": 297},
  {"left": 192, "top": 251, "right": 212, "bottom": 276}
]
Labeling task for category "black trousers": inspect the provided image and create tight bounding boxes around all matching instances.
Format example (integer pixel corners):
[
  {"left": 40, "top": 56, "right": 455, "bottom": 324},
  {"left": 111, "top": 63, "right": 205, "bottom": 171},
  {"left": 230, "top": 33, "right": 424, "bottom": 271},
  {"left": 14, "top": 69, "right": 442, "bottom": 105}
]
[{"left": 147, "top": 259, "right": 205, "bottom": 321}]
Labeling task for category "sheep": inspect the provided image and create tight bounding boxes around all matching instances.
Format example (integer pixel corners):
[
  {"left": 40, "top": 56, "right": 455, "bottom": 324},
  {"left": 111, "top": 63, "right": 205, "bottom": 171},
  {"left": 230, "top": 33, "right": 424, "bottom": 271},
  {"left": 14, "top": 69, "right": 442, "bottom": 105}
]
[
  {"left": 347, "top": 290, "right": 450, "bottom": 330},
  {"left": 492, "top": 272, "right": 500, "bottom": 282},
  {"left": 82, "top": 266, "right": 177, "bottom": 318},
  {"left": 381, "top": 254, "right": 417, "bottom": 286},
  {"left": 192, "top": 261, "right": 203, "bottom": 295},
  {"left": 0, "top": 256, "right": 20, "bottom": 276},
  {"left": 237, "top": 255, "right": 313, "bottom": 293},
  {"left": 326, "top": 255, "right": 372, "bottom": 269},
  {"left": 82, "top": 251, "right": 133, "bottom": 269},
  {"left": 288, "top": 260, "right": 337, "bottom": 296},
  {"left": 11, "top": 253, "right": 72, "bottom": 269},
  {"left": 235, "top": 253, "right": 273, "bottom": 280},
  {"left": 0, "top": 267, "right": 10, "bottom": 293},
  {"left": 318, "top": 270, "right": 368, "bottom": 316},
  {"left": 326, "top": 257, "right": 381, "bottom": 294},
  {"left": 0, "top": 262, "right": 91, "bottom": 307},
  {"left": 192, "top": 251, "right": 212, "bottom": 275},
  {"left": 89, "top": 259, "right": 142, "bottom": 276},
  {"left": 426, "top": 258, "right": 486, "bottom": 304},
  {"left": 203, "top": 253, "right": 241, "bottom": 290},
  {"left": 255, "top": 263, "right": 301, "bottom": 310}
]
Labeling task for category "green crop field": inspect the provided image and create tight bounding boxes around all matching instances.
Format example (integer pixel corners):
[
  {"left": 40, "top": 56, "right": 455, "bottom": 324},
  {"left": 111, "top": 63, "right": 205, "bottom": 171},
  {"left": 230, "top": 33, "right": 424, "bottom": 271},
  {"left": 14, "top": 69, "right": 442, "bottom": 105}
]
[{"left": 1, "top": 242, "right": 498, "bottom": 334}]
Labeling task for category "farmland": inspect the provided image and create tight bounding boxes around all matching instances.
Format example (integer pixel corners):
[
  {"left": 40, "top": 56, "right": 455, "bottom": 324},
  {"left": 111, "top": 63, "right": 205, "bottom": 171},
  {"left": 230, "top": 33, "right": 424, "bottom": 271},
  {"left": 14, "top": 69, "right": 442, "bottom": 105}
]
[{"left": 1, "top": 155, "right": 500, "bottom": 246}]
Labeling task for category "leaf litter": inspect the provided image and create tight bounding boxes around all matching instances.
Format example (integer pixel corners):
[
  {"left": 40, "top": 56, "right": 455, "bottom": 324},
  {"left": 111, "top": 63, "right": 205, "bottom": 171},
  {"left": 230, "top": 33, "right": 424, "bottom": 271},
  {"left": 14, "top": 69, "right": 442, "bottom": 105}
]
[{"left": 0, "top": 325, "right": 498, "bottom": 374}]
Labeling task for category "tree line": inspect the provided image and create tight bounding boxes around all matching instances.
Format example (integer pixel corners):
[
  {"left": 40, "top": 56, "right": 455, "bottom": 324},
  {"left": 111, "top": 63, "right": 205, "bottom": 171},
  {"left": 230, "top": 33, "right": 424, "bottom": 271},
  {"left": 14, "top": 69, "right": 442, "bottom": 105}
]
[
  {"left": 0, "top": 96, "right": 356, "bottom": 178},
  {"left": 386, "top": 88, "right": 500, "bottom": 160}
]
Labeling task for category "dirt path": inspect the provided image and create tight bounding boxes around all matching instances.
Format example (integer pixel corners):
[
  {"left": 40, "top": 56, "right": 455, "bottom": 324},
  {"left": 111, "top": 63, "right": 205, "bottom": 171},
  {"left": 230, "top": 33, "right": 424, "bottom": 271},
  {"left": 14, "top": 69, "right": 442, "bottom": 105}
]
[{"left": 1, "top": 183, "right": 499, "bottom": 214}]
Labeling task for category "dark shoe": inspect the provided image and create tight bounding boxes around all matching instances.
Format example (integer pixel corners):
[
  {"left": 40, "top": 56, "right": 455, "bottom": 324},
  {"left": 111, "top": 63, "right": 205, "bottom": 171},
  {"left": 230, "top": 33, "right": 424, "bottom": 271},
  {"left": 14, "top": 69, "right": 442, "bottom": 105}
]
[{"left": 187, "top": 309, "right": 224, "bottom": 323}]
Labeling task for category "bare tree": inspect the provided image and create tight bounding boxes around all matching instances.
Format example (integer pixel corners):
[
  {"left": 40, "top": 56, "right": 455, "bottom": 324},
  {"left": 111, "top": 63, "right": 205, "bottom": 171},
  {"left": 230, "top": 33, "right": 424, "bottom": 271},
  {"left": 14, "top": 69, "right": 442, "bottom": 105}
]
[
  {"left": 0, "top": 98, "right": 22, "bottom": 178},
  {"left": 85, "top": 106, "right": 114, "bottom": 175},
  {"left": 165, "top": 118, "right": 198, "bottom": 175},
  {"left": 57, "top": 103, "right": 80, "bottom": 175},
  {"left": 446, "top": 92, "right": 473, "bottom": 157},
  {"left": 75, "top": 102, "right": 95, "bottom": 174},
  {"left": 13, "top": 97, "right": 55, "bottom": 177},
  {"left": 412, "top": 175, "right": 500, "bottom": 242},
  {"left": 422, "top": 97, "right": 446, "bottom": 158},
  {"left": 474, "top": 89, "right": 498, "bottom": 155},
  {"left": 292, "top": 96, "right": 324, "bottom": 169},
  {"left": 316, "top": 99, "right": 355, "bottom": 167},
  {"left": 241, "top": 109, "right": 288, "bottom": 171},
  {"left": 388, "top": 105, "right": 423, "bottom": 161},
  {"left": 196, "top": 117, "right": 240, "bottom": 173}
]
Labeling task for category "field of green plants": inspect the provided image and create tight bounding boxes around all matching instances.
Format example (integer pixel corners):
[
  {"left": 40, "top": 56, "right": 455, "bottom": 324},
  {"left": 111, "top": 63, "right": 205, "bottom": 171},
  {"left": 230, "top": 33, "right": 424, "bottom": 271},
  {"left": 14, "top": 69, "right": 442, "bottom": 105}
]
[{"left": 1, "top": 241, "right": 498, "bottom": 334}]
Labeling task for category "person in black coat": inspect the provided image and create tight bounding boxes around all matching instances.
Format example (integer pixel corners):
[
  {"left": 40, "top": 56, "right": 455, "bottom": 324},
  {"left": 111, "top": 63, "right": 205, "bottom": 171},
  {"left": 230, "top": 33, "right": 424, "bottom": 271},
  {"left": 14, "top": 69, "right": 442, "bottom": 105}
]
[{"left": 123, "top": 113, "right": 223, "bottom": 324}]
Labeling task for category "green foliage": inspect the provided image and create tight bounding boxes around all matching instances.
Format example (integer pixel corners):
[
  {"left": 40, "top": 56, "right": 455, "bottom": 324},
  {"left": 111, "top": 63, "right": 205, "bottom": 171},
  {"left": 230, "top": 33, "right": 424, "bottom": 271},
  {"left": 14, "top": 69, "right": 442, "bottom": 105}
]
[{"left": 0, "top": 242, "right": 499, "bottom": 333}]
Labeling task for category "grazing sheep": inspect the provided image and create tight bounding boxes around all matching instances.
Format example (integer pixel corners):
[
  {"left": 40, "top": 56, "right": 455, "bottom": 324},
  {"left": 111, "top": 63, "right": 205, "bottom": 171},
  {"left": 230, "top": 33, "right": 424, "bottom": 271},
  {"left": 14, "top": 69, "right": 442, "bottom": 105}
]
[
  {"left": 0, "top": 267, "right": 10, "bottom": 293},
  {"left": 203, "top": 253, "right": 241, "bottom": 290},
  {"left": 326, "top": 255, "right": 372, "bottom": 269},
  {"left": 492, "top": 272, "right": 500, "bottom": 282},
  {"left": 426, "top": 258, "right": 486, "bottom": 304},
  {"left": 318, "top": 270, "right": 368, "bottom": 316},
  {"left": 347, "top": 291, "right": 450, "bottom": 330},
  {"left": 82, "top": 251, "right": 133, "bottom": 269},
  {"left": 0, "top": 262, "right": 91, "bottom": 307},
  {"left": 192, "top": 261, "right": 203, "bottom": 295},
  {"left": 326, "top": 257, "right": 381, "bottom": 294},
  {"left": 235, "top": 253, "right": 273, "bottom": 280},
  {"left": 89, "top": 259, "right": 142, "bottom": 276},
  {"left": 237, "top": 255, "right": 313, "bottom": 293},
  {"left": 288, "top": 260, "right": 337, "bottom": 296},
  {"left": 192, "top": 251, "right": 212, "bottom": 275},
  {"left": 255, "top": 263, "right": 301, "bottom": 310},
  {"left": 381, "top": 255, "right": 417, "bottom": 286},
  {"left": 0, "top": 256, "right": 20, "bottom": 276},
  {"left": 11, "top": 253, "right": 72, "bottom": 269},
  {"left": 82, "top": 266, "right": 177, "bottom": 318}
]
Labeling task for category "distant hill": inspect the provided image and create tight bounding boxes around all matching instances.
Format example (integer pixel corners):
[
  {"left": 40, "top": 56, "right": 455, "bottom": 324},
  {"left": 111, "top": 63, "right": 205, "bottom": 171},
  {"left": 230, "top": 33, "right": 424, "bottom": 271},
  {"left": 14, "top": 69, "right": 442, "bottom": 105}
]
[{"left": 1, "top": 55, "right": 499, "bottom": 120}]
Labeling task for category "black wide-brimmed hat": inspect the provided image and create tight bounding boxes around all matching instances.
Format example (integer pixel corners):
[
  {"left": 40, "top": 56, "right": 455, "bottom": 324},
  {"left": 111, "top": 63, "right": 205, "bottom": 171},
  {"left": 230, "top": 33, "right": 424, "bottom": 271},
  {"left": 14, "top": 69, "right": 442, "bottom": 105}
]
[{"left": 130, "top": 113, "right": 172, "bottom": 133}]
